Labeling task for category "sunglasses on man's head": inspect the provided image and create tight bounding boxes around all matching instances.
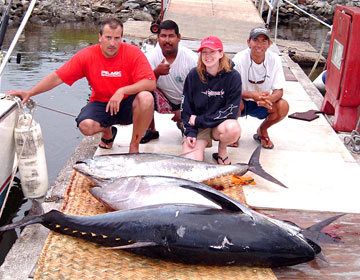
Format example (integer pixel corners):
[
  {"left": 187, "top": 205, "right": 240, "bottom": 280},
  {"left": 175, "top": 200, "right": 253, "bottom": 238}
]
[{"left": 248, "top": 58, "right": 267, "bottom": 84}]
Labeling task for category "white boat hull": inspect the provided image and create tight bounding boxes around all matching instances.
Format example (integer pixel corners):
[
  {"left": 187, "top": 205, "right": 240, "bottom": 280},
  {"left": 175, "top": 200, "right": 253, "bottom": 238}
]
[{"left": 0, "top": 94, "right": 18, "bottom": 209}]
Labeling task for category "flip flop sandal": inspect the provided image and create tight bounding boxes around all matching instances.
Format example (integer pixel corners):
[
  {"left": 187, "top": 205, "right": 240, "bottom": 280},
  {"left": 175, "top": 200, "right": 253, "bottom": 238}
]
[
  {"left": 212, "top": 153, "right": 231, "bottom": 165},
  {"left": 140, "top": 129, "right": 160, "bottom": 144},
  {"left": 99, "top": 126, "right": 117, "bottom": 149},
  {"left": 253, "top": 133, "right": 274, "bottom": 149}
]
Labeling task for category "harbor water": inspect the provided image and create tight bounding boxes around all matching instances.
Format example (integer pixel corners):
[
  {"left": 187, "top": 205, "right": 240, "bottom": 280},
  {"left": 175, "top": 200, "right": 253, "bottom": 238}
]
[
  {"left": 0, "top": 22, "right": 98, "bottom": 265},
  {"left": 0, "top": 21, "right": 330, "bottom": 265}
]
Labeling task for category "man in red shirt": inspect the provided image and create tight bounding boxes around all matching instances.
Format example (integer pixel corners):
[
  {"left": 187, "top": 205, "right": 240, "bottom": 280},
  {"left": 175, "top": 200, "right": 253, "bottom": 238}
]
[{"left": 7, "top": 18, "right": 156, "bottom": 153}]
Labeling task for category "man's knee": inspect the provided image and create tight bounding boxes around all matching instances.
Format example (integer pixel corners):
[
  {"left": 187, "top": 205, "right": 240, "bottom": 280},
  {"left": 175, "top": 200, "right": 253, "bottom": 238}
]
[
  {"left": 133, "top": 91, "right": 154, "bottom": 111},
  {"left": 78, "top": 119, "right": 99, "bottom": 136},
  {"left": 276, "top": 99, "right": 289, "bottom": 118}
]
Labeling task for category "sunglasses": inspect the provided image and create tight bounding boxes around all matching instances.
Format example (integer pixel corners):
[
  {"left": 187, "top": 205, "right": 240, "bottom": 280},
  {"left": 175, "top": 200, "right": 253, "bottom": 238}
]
[{"left": 248, "top": 57, "right": 267, "bottom": 84}]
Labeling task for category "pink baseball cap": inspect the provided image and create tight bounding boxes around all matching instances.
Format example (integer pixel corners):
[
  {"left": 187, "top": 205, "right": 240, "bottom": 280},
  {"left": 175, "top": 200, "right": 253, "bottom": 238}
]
[{"left": 197, "top": 36, "right": 223, "bottom": 52}]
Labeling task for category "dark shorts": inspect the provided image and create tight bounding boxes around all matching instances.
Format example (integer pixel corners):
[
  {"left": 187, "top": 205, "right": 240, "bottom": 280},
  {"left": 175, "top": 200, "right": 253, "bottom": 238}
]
[
  {"left": 75, "top": 95, "right": 136, "bottom": 127},
  {"left": 241, "top": 100, "right": 268, "bottom": 119}
]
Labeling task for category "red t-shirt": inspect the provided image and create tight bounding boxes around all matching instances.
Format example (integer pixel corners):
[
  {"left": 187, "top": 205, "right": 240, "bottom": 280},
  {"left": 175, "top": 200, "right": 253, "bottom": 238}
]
[{"left": 56, "top": 43, "right": 156, "bottom": 102}]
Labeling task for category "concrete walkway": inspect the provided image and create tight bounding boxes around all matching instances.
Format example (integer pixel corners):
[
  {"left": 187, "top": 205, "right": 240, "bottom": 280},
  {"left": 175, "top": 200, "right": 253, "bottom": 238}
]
[
  {"left": 164, "top": 0, "right": 263, "bottom": 43},
  {"left": 96, "top": 57, "right": 360, "bottom": 213}
]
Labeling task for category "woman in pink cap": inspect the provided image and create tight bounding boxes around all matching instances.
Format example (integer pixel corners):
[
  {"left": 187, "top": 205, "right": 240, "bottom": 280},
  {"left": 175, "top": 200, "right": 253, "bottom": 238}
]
[{"left": 181, "top": 36, "right": 242, "bottom": 164}]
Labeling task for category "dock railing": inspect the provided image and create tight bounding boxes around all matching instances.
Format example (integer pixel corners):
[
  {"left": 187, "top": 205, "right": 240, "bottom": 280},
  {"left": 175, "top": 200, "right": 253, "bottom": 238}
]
[
  {"left": 254, "top": 0, "right": 332, "bottom": 78},
  {"left": 255, "top": 0, "right": 332, "bottom": 30}
]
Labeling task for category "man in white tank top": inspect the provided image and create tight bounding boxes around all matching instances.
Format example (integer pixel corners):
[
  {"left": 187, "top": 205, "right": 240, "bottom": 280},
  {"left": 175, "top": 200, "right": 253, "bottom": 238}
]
[
  {"left": 140, "top": 20, "right": 198, "bottom": 144},
  {"left": 232, "top": 27, "right": 289, "bottom": 149}
]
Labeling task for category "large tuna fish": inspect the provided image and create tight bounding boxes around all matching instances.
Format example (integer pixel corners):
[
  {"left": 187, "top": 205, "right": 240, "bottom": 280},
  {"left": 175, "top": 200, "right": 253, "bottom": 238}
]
[
  {"left": 89, "top": 175, "right": 253, "bottom": 216},
  {"left": 0, "top": 199, "right": 343, "bottom": 268},
  {"left": 74, "top": 145, "right": 287, "bottom": 188}
]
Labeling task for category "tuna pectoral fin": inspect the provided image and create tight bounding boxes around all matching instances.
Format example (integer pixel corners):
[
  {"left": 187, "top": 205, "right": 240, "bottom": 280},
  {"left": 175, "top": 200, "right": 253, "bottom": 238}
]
[
  {"left": 303, "top": 214, "right": 346, "bottom": 244},
  {"left": 248, "top": 145, "right": 288, "bottom": 188},
  {"left": 106, "top": 242, "right": 158, "bottom": 250},
  {"left": 316, "top": 251, "right": 329, "bottom": 263}
]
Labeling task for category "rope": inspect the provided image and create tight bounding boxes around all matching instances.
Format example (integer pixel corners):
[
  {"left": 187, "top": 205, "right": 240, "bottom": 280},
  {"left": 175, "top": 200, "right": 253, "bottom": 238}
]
[
  {"left": 308, "top": 31, "right": 331, "bottom": 80},
  {"left": 35, "top": 103, "right": 77, "bottom": 118},
  {"left": 344, "top": 130, "right": 360, "bottom": 154}
]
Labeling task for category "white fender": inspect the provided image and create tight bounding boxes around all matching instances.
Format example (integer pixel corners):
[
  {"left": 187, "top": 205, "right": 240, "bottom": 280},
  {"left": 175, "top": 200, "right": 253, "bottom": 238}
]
[{"left": 14, "top": 114, "right": 48, "bottom": 198}]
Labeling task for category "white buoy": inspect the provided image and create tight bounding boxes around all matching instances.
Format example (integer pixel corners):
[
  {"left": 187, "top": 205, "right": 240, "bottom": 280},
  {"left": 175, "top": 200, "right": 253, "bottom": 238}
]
[
  {"left": 14, "top": 113, "right": 48, "bottom": 198},
  {"left": 313, "top": 70, "right": 326, "bottom": 95}
]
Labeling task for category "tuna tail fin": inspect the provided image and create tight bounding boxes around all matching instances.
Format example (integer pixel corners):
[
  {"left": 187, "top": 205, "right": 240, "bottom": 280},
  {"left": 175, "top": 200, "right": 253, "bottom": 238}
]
[
  {"left": 302, "top": 214, "right": 346, "bottom": 244},
  {"left": 0, "top": 198, "right": 45, "bottom": 232},
  {"left": 247, "top": 145, "right": 288, "bottom": 188}
]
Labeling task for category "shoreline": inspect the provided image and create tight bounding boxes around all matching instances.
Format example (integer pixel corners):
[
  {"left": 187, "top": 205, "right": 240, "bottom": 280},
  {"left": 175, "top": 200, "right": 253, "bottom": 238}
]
[{"left": 1, "top": 0, "right": 359, "bottom": 27}]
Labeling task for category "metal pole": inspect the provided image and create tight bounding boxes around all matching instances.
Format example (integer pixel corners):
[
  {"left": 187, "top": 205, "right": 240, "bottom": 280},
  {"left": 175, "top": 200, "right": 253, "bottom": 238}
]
[
  {"left": 275, "top": 1, "right": 280, "bottom": 43},
  {"left": 161, "top": 0, "right": 164, "bottom": 21},
  {"left": 0, "top": 0, "right": 37, "bottom": 76},
  {"left": 281, "top": 0, "right": 332, "bottom": 29}
]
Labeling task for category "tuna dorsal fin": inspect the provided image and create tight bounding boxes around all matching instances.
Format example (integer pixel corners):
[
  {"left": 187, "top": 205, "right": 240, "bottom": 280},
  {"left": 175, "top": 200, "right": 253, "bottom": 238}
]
[
  {"left": 179, "top": 185, "right": 245, "bottom": 213},
  {"left": 247, "top": 145, "right": 288, "bottom": 188},
  {"left": 106, "top": 241, "right": 158, "bottom": 250},
  {"left": 302, "top": 214, "right": 346, "bottom": 244}
]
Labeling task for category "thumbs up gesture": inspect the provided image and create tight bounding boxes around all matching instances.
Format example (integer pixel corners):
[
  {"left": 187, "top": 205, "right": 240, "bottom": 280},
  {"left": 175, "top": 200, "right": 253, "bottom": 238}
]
[{"left": 154, "top": 58, "right": 171, "bottom": 77}]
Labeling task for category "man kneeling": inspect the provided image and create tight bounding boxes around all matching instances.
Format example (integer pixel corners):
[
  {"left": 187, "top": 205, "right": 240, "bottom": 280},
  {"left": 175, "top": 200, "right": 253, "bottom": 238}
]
[{"left": 232, "top": 26, "right": 289, "bottom": 149}]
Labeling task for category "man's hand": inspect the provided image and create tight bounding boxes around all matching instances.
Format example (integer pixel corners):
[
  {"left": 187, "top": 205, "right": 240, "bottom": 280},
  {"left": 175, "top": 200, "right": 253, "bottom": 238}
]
[
  {"left": 6, "top": 72, "right": 63, "bottom": 104},
  {"left": 106, "top": 90, "right": 124, "bottom": 116},
  {"left": 254, "top": 91, "right": 272, "bottom": 110},
  {"left": 6, "top": 90, "right": 32, "bottom": 104},
  {"left": 154, "top": 58, "right": 170, "bottom": 77}
]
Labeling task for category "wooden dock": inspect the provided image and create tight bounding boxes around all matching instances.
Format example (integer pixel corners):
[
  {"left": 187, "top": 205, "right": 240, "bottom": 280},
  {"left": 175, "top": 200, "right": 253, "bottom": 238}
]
[{"left": 164, "top": 0, "right": 263, "bottom": 43}]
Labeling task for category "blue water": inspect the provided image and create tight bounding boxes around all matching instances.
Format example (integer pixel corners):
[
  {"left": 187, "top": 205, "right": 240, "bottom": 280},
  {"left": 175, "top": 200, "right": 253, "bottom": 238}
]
[
  {"left": 0, "top": 22, "right": 99, "bottom": 266},
  {"left": 1, "top": 23, "right": 98, "bottom": 184}
]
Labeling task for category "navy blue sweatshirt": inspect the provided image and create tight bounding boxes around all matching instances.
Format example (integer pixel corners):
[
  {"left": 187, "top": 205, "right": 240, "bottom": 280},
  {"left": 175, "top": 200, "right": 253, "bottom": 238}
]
[{"left": 181, "top": 65, "right": 242, "bottom": 138}]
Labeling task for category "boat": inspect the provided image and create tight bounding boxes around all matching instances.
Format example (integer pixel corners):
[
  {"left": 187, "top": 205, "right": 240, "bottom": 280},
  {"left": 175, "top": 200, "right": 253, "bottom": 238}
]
[
  {"left": 0, "top": 0, "right": 38, "bottom": 217},
  {"left": 0, "top": 94, "right": 19, "bottom": 212}
]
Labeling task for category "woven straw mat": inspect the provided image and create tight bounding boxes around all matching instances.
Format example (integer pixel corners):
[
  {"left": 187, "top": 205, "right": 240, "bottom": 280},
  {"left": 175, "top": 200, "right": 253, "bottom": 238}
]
[{"left": 34, "top": 171, "right": 277, "bottom": 280}]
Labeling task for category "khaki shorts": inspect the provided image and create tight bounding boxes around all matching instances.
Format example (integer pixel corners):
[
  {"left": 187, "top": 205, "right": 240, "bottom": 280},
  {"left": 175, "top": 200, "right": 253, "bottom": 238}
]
[{"left": 197, "top": 128, "right": 216, "bottom": 148}]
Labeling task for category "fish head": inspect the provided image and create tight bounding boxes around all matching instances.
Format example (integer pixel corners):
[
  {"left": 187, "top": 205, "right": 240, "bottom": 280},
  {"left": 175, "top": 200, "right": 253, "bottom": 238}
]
[
  {"left": 89, "top": 176, "right": 148, "bottom": 210},
  {"left": 73, "top": 159, "right": 92, "bottom": 177},
  {"left": 73, "top": 158, "right": 118, "bottom": 184}
]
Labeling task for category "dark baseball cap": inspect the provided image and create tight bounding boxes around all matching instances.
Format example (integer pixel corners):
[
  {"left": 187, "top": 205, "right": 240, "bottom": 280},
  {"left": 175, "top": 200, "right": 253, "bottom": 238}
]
[{"left": 249, "top": 26, "right": 270, "bottom": 40}]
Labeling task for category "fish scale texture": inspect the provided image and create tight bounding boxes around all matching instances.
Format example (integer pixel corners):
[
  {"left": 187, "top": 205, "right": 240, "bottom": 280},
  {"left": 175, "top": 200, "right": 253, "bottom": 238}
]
[{"left": 34, "top": 171, "right": 278, "bottom": 280}]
